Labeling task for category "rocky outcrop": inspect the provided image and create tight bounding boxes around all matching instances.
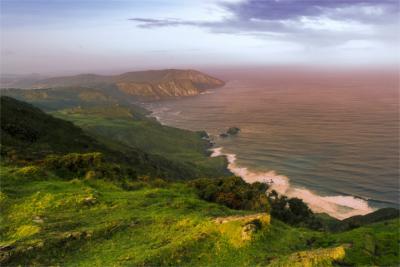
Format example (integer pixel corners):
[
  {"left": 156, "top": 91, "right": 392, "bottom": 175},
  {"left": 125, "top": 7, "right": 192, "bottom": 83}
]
[
  {"left": 268, "top": 246, "right": 346, "bottom": 267},
  {"left": 227, "top": 127, "right": 240, "bottom": 135},
  {"left": 219, "top": 127, "right": 240, "bottom": 138},
  {"left": 214, "top": 213, "right": 270, "bottom": 246},
  {"left": 214, "top": 213, "right": 270, "bottom": 226},
  {"left": 112, "top": 69, "right": 225, "bottom": 100}
]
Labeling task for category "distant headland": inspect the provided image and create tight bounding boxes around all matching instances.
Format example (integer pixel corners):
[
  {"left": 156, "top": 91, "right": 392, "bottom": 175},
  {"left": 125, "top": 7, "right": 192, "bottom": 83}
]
[{"left": 1, "top": 69, "right": 225, "bottom": 101}]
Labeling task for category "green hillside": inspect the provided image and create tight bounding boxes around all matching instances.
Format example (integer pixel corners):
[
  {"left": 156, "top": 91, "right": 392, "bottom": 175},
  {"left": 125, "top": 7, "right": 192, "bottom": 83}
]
[
  {"left": 0, "top": 96, "right": 220, "bottom": 180},
  {"left": 1, "top": 164, "right": 398, "bottom": 266},
  {"left": 53, "top": 107, "right": 228, "bottom": 178},
  {"left": 0, "top": 96, "right": 398, "bottom": 266},
  {"left": 0, "top": 96, "right": 104, "bottom": 159},
  {"left": 0, "top": 89, "right": 228, "bottom": 178}
]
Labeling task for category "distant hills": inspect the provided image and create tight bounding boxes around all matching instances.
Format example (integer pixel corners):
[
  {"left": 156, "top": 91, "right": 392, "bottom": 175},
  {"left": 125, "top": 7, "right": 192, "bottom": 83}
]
[
  {"left": 1, "top": 69, "right": 225, "bottom": 100},
  {"left": 0, "top": 73, "right": 48, "bottom": 88},
  {"left": 0, "top": 87, "right": 121, "bottom": 111}
]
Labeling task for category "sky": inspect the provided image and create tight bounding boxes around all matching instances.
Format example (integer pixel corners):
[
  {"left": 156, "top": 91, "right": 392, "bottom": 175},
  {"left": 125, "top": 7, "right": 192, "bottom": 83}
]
[{"left": 1, "top": 0, "right": 399, "bottom": 74}]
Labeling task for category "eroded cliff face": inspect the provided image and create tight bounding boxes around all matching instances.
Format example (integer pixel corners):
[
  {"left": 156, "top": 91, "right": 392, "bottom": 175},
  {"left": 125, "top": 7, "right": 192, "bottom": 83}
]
[
  {"left": 115, "top": 69, "right": 225, "bottom": 100},
  {"left": 116, "top": 80, "right": 199, "bottom": 100},
  {"left": 30, "top": 69, "right": 225, "bottom": 101}
]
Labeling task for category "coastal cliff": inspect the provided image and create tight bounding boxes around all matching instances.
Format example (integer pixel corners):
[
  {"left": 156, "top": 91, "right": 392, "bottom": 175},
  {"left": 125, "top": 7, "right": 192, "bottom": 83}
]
[{"left": 28, "top": 69, "right": 225, "bottom": 100}]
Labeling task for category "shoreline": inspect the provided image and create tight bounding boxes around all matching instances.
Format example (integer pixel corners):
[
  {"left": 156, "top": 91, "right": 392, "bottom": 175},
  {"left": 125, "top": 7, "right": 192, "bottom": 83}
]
[
  {"left": 144, "top": 103, "right": 377, "bottom": 220},
  {"left": 209, "top": 146, "right": 376, "bottom": 220}
]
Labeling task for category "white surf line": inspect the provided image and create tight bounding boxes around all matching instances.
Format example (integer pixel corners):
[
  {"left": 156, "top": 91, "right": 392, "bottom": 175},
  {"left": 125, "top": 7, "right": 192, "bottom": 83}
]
[
  {"left": 146, "top": 105, "right": 171, "bottom": 125},
  {"left": 210, "top": 147, "right": 375, "bottom": 220}
]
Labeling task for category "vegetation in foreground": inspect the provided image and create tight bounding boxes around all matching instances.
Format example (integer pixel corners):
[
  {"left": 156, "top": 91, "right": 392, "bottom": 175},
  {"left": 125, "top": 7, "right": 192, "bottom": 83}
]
[
  {"left": 1, "top": 164, "right": 399, "bottom": 266},
  {"left": 0, "top": 95, "right": 399, "bottom": 266}
]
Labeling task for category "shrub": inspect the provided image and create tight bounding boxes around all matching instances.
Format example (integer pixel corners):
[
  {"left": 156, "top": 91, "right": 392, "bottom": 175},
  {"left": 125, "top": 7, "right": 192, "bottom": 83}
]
[
  {"left": 43, "top": 152, "right": 103, "bottom": 172},
  {"left": 151, "top": 178, "right": 168, "bottom": 188},
  {"left": 268, "top": 190, "right": 322, "bottom": 229},
  {"left": 190, "top": 176, "right": 270, "bottom": 212},
  {"left": 84, "top": 170, "right": 98, "bottom": 180},
  {"left": 41, "top": 152, "right": 120, "bottom": 179},
  {"left": 191, "top": 178, "right": 321, "bottom": 229}
]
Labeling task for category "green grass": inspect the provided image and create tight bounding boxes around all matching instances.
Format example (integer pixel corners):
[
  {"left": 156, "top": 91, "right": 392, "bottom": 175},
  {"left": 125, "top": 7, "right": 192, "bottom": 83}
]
[
  {"left": 1, "top": 164, "right": 398, "bottom": 266},
  {"left": 268, "top": 246, "right": 346, "bottom": 267},
  {"left": 53, "top": 109, "right": 228, "bottom": 178},
  {"left": 0, "top": 96, "right": 107, "bottom": 160},
  {"left": 1, "top": 95, "right": 399, "bottom": 266},
  {"left": 314, "top": 220, "right": 400, "bottom": 266},
  {"left": 1, "top": 92, "right": 228, "bottom": 178},
  {"left": 1, "top": 87, "right": 227, "bottom": 177},
  {"left": 1, "top": 96, "right": 225, "bottom": 180}
]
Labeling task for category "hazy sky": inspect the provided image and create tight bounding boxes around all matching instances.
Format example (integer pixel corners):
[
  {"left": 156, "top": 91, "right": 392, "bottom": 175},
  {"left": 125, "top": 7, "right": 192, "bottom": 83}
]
[{"left": 1, "top": 0, "right": 399, "bottom": 74}]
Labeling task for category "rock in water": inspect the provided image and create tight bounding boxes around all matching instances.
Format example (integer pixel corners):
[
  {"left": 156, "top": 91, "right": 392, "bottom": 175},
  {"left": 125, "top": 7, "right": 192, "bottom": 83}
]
[
  {"left": 220, "top": 127, "right": 240, "bottom": 138},
  {"left": 227, "top": 127, "right": 240, "bottom": 135}
]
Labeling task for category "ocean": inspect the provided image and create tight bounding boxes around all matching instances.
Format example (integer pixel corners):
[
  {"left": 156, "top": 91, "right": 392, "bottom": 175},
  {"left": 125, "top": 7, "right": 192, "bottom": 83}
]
[{"left": 145, "top": 68, "right": 399, "bottom": 219}]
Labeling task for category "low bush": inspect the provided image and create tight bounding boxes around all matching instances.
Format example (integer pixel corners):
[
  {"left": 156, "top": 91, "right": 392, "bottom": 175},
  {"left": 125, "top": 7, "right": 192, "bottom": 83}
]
[
  {"left": 40, "top": 152, "right": 136, "bottom": 182},
  {"left": 191, "top": 177, "right": 322, "bottom": 229},
  {"left": 190, "top": 176, "right": 270, "bottom": 212},
  {"left": 43, "top": 152, "right": 103, "bottom": 172},
  {"left": 268, "top": 190, "right": 322, "bottom": 229}
]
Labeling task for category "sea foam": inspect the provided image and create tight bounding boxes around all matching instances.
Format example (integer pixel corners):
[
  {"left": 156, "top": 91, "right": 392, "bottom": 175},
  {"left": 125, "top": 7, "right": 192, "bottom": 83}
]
[
  {"left": 210, "top": 147, "right": 375, "bottom": 220},
  {"left": 146, "top": 106, "right": 171, "bottom": 125}
]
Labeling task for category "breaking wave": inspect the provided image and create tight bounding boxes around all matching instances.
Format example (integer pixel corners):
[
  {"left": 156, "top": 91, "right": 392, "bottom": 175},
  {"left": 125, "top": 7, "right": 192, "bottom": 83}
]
[
  {"left": 200, "top": 91, "right": 214, "bottom": 95},
  {"left": 147, "top": 106, "right": 172, "bottom": 125},
  {"left": 210, "top": 147, "right": 375, "bottom": 220}
]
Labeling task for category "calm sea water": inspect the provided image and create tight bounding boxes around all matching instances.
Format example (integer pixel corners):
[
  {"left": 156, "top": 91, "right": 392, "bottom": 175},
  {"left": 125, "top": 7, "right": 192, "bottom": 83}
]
[{"left": 146, "top": 68, "right": 399, "bottom": 219}]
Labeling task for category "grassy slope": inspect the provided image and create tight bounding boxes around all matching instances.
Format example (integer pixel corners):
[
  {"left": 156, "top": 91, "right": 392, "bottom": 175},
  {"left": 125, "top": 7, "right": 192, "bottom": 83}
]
[
  {"left": 0, "top": 96, "right": 105, "bottom": 158},
  {"left": 1, "top": 165, "right": 398, "bottom": 266},
  {"left": 0, "top": 89, "right": 228, "bottom": 178},
  {"left": 53, "top": 108, "right": 228, "bottom": 178},
  {"left": 0, "top": 96, "right": 209, "bottom": 180},
  {"left": 1, "top": 92, "right": 398, "bottom": 266}
]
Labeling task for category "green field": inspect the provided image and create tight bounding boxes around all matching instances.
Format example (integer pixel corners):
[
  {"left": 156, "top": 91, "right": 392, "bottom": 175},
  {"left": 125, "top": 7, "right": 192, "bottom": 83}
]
[{"left": 1, "top": 164, "right": 398, "bottom": 266}]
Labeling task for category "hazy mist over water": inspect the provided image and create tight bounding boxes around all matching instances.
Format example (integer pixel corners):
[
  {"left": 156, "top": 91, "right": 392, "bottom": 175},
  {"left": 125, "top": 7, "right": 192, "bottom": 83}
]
[{"left": 147, "top": 69, "right": 399, "bottom": 219}]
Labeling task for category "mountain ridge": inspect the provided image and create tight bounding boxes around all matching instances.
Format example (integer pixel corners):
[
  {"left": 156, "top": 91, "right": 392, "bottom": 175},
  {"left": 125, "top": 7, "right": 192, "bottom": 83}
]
[{"left": 27, "top": 69, "right": 225, "bottom": 100}]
